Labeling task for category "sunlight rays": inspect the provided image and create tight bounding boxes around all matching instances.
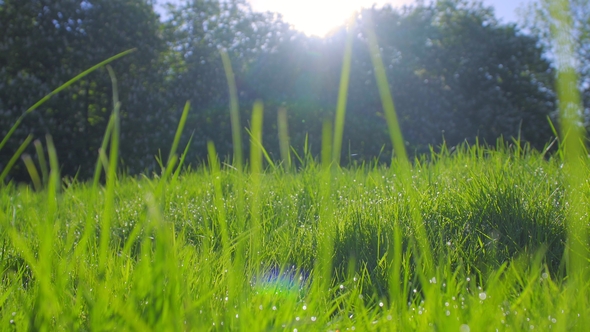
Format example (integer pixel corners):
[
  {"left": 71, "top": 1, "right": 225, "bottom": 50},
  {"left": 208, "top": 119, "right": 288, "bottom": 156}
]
[{"left": 249, "top": 0, "right": 413, "bottom": 37}]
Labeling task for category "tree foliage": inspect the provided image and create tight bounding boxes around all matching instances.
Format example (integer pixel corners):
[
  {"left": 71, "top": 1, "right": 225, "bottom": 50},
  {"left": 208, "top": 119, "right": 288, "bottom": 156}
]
[
  {"left": 0, "top": 0, "right": 558, "bottom": 181},
  {"left": 0, "top": 0, "right": 169, "bottom": 179},
  {"left": 363, "top": 0, "right": 555, "bottom": 149}
]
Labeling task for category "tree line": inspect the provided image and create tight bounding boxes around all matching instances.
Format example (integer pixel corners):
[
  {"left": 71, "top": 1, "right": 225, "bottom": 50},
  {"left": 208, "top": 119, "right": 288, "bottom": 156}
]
[{"left": 1, "top": 0, "right": 587, "bottom": 181}]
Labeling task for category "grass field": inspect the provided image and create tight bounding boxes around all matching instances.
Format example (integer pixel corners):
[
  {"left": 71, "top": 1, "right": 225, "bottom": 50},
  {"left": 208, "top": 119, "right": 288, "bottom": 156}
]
[
  {"left": 1, "top": 3, "right": 588, "bottom": 330},
  {"left": 0, "top": 140, "right": 588, "bottom": 330}
]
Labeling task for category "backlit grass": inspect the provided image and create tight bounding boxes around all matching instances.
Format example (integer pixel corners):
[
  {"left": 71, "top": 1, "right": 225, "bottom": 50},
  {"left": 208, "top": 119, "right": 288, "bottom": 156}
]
[{"left": 0, "top": 142, "right": 588, "bottom": 330}]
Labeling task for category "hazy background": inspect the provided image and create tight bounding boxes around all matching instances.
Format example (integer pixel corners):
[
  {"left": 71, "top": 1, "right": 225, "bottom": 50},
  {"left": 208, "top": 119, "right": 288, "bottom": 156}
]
[{"left": 1, "top": 0, "right": 588, "bottom": 182}]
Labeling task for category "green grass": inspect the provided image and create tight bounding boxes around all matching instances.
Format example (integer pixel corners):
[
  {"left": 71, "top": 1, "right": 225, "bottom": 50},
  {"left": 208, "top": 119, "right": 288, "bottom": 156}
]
[
  {"left": 1, "top": 5, "right": 589, "bottom": 331},
  {"left": 0, "top": 142, "right": 588, "bottom": 330}
]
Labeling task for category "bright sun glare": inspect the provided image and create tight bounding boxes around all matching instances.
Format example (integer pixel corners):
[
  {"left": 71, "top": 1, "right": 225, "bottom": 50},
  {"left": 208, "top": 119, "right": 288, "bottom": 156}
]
[{"left": 249, "top": 0, "right": 414, "bottom": 37}]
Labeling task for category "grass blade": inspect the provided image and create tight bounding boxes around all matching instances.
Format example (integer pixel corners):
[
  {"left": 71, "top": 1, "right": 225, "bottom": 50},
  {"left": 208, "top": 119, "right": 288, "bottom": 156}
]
[
  {"left": 249, "top": 101, "right": 264, "bottom": 274},
  {"left": 364, "top": 10, "right": 434, "bottom": 301},
  {"left": 171, "top": 133, "right": 193, "bottom": 184},
  {"left": 250, "top": 101, "right": 264, "bottom": 174},
  {"left": 0, "top": 135, "right": 33, "bottom": 184},
  {"left": 220, "top": 49, "right": 243, "bottom": 171},
  {"left": 21, "top": 154, "right": 42, "bottom": 191},
  {"left": 34, "top": 140, "right": 49, "bottom": 187},
  {"left": 168, "top": 101, "right": 191, "bottom": 166},
  {"left": 98, "top": 66, "right": 121, "bottom": 274},
  {"left": 0, "top": 48, "right": 136, "bottom": 153},
  {"left": 550, "top": 0, "right": 588, "bottom": 324},
  {"left": 277, "top": 107, "right": 292, "bottom": 170},
  {"left": 322, "top": 120, "right": 333, "bottom": 170},
  {"left": 332, "top": 18, "right": 355, "bottom": 166},
  {"left": 364, "top": 13, "right": 408, "bottom": 164},
  {"left": 92, "top": 115, "right": 115, "bottom": 188}
]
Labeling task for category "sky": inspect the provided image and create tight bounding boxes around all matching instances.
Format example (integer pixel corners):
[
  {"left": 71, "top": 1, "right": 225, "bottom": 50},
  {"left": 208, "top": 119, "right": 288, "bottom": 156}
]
[
  {"left": 248, "top": 0, "right": 533, "bottom": 37},
  {"left": 159, "top": 0, "right": 535, "bottom": 37}
]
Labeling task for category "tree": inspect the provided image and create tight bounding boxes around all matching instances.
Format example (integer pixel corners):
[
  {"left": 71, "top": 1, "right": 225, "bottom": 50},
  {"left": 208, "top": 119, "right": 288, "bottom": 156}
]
[
  {"left": 340, "top": 0, "right": 555, "bottom": 155},
  {"left": 1, "top": 0, "right": 559, "bottom": 181},
  {"left": 163, "top": 0, "right": 557, "bottom": 164},
  {"left": 163, "top": 0, "right": 305, "bottom": 160},
  {"left": 0, "top": 0, "right": 170, "bottom": 180}
]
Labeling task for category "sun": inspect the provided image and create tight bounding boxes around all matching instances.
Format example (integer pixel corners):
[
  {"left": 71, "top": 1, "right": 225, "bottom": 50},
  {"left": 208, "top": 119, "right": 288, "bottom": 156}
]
[{"left": 249, "top": 0, "right": 413, "bottom": 37}]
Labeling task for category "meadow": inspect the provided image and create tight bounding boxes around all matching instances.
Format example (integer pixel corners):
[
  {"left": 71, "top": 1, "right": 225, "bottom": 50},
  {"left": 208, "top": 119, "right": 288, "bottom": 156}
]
[
  {"left": 1, "top": 2, "right": 589, "bottom": 330},
  {"left": 0, "top": 132, "right": 588, "bottom": 331}
]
